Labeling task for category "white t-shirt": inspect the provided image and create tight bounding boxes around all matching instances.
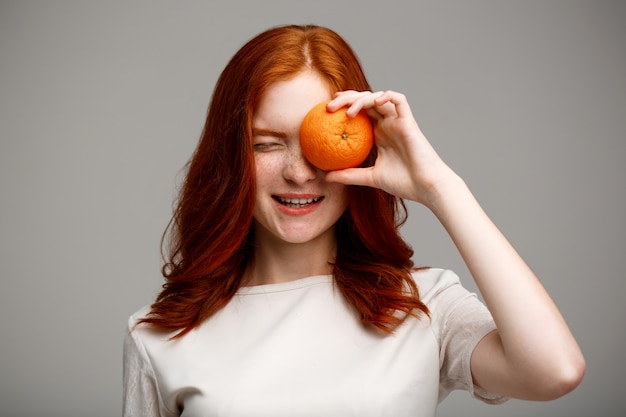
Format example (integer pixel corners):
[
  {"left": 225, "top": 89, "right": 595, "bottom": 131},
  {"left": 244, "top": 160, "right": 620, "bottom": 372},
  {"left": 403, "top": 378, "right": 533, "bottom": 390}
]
[{"left": 123, "top": 268, "right": 507, "bottom": 417}]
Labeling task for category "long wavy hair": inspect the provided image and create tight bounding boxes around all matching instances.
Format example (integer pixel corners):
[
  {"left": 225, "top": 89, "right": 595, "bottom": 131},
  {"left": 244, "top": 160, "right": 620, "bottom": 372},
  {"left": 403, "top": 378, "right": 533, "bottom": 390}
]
[{"left": 140, "top": 24, "right": 428, "bottom": 338}]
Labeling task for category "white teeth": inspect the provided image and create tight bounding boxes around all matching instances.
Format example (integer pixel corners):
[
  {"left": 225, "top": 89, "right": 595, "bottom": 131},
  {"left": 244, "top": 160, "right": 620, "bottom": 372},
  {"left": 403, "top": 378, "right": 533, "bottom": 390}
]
[{"left": 277, "top": 197, "right": 321, "bottom": 206}]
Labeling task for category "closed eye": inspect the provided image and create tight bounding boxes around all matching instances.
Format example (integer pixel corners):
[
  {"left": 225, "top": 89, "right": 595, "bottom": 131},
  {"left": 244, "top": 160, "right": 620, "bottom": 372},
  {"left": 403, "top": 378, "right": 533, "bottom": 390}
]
[
  {"left": 252, "top": 127, "right": 288, "bottom": 152},
  {"left": 253, "top": 142, "right": 283, "bottom": 152}
]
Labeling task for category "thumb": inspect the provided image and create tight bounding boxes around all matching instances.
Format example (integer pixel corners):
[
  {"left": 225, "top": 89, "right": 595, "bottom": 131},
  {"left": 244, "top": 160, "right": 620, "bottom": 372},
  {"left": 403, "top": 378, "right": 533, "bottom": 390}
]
[{"left": 325, "top": 167, "right": 375, "bottom": 187}]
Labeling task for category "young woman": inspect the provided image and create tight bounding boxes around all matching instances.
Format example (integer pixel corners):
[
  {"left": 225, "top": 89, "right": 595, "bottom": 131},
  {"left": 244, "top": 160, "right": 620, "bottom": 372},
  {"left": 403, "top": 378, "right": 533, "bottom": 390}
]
[{"left": 123, "top": 24, "right": 585, "bottom": 416}]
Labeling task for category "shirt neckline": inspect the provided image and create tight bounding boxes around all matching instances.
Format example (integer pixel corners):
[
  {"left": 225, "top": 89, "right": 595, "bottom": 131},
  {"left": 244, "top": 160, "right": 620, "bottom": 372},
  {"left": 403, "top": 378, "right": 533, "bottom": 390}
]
[{"left": 237, "top": 274, "right": 333, "bottom": 295}]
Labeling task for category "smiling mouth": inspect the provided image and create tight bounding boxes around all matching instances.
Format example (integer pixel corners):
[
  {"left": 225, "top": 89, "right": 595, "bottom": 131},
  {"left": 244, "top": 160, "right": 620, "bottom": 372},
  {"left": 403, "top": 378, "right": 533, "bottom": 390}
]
[{"left": 273, "top": 196, "right": 323, "bottom": 208}]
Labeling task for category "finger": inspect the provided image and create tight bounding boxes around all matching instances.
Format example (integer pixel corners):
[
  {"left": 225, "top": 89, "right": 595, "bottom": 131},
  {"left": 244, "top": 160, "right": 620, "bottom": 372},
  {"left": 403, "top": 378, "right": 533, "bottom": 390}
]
[
  {"left": 344, "top": 91, "right": 387, "bottom": 118},
  {"left": 325, "top": 167, "right": 376, "bottom": 187},
  {"left": 348, "top": 91, "right": 402, "bottom": 120},
  {"left": 370, "top": 99, "right": 398, "bottom": 119},
  {"left": 327, "top": 91, "right": 371, "bottom": 112},
  {"left": 329, "top": 91, "right": 399, "bottom": 121},
  {"left": 374, "top": 91, "right": 412, "bottom": 119}
]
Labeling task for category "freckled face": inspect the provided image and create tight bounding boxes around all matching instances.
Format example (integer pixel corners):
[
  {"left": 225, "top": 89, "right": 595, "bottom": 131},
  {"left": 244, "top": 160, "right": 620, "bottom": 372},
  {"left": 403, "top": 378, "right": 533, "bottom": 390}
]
[{"left": 251, "top": 71, "right": 348, "bottom": 246}]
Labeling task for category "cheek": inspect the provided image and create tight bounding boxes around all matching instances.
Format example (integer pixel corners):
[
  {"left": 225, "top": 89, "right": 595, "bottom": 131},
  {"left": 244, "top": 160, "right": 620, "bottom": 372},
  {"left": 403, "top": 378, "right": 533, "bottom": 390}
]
[
  {"left": 329, "top": 184, "right": 349, "bottom": 211},
  {"left": 254, "top": 156, "right": 282, "bottom": 184}
]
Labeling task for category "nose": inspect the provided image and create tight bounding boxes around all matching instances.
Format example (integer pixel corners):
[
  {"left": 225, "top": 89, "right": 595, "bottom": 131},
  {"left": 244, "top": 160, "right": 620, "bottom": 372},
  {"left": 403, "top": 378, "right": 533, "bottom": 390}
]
[{"left": 283, "top": 145, "right": 318, "bottom": 184}]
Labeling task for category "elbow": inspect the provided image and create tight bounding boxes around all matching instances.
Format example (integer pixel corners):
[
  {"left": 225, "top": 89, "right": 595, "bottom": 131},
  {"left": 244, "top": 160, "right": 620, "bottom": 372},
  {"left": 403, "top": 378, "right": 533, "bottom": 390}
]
[
  {"left": 535, "top": 353, "right": 586, "bottom": 400},
  {"left": 555, "top": 355, "right": 586, "bottom": 399}
]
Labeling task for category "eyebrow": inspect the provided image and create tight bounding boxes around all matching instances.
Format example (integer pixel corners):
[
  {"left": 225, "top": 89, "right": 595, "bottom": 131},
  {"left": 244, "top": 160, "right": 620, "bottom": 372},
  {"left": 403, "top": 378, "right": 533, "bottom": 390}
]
[{"left": 251, "top": 127, "right": 288, "bottom": 139}]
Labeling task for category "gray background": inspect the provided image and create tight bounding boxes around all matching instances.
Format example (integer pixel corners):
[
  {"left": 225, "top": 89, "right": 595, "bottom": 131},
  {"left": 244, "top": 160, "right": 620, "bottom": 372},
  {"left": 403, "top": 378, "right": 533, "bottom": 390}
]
[{"left": 1, "top": 1, "right": 624, "bottom": 416}]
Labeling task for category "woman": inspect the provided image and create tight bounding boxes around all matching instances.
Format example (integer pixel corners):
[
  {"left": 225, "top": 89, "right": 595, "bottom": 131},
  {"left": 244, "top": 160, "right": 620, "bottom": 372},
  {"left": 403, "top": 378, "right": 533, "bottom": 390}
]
[{"left": 123, "top": 24, "right": 585, "bottom": 416}]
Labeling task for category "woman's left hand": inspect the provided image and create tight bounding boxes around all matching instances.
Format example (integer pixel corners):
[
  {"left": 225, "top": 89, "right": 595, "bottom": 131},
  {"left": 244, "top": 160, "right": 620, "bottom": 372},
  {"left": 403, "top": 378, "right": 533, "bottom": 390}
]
[{"left": 325, "top": 90, "right": 458, "bottom": 206}]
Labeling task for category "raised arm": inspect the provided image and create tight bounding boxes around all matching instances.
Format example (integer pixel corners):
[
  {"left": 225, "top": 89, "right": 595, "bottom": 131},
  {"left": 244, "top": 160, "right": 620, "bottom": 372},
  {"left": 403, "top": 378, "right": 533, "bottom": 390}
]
[{"left": 326, "top": 90, "right": 585, "bottom": 400}]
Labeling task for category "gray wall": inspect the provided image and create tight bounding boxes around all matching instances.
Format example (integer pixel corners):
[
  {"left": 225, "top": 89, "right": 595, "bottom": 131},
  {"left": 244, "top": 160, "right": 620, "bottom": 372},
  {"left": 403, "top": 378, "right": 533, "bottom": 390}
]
[{"left": 1, "top": 1, "right": 624, "bottom": 416}]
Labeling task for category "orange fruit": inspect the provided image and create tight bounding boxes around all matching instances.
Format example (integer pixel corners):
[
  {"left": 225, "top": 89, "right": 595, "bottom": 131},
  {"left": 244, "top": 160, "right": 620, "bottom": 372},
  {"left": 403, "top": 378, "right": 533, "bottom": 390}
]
[{"left": 300, "top": 100, "right": 374, "bottom": 171}]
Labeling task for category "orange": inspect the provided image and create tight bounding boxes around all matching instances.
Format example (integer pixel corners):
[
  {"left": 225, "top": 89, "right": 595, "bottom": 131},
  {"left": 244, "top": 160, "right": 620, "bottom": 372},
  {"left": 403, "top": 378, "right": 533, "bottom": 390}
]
[{"left": 299, "top": 100, "right": 374, "bottom": 171}]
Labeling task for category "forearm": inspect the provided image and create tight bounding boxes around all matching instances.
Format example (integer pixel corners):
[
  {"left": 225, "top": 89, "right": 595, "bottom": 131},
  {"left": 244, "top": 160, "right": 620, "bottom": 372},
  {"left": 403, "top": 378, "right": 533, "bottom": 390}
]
[
  {"left": 426, "top": 175, "right": 553, "bottom": 336},
  {"left": 425, "top": 174, "right": 585, "bottom": 398}
]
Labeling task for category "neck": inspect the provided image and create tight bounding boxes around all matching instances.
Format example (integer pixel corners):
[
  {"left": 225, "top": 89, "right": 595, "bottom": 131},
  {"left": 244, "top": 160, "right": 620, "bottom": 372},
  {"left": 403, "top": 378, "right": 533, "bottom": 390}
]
[{"left": 244, "top": 229, "right": 337, "bottom": 286}]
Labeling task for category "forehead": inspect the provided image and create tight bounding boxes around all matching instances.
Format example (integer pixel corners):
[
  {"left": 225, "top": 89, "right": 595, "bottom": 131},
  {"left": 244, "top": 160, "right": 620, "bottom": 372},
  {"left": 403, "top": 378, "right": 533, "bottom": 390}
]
[{"left": 252, "top": 71, "right": 332, "bottom": 130}]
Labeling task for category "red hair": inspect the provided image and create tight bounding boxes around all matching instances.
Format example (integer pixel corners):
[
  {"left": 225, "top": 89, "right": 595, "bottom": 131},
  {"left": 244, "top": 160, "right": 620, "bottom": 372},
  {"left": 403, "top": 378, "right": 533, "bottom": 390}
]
[{"left": 140, "top": 25, "right": 428, "bottom": 337}]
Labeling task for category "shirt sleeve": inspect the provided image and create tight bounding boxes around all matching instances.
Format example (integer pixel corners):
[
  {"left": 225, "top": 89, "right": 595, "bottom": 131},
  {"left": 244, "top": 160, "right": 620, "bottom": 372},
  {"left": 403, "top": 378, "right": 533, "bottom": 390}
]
[
  {"left": 420, "top": 269, "right": 509, "bottom": 404},
  {"left": 123, "top": 317, "right": 167, "bottom": 417}
]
